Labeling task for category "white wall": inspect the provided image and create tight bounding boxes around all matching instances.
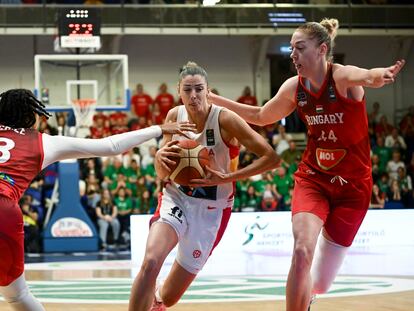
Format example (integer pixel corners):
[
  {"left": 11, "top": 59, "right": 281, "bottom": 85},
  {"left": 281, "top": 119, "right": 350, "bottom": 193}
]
[{"left": 0, "top": 34, "right": 412, "bottom": 123}]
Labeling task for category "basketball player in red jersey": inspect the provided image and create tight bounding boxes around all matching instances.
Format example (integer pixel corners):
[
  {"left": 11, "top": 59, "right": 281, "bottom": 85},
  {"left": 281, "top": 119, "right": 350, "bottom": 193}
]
[
  {"left": 128, "top": 62, "right": 279, "bottom": 311},
  {"left": 208, "top": 19, "right": 405, "bottom": 311},
  {"left": 0, "top": 88, "right": 195, "bottom": 311}
]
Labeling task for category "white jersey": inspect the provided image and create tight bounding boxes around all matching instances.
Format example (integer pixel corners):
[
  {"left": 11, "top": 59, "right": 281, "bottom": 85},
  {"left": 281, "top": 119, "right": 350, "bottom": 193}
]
[
  {"left": 169, "top": 104, "right": 239, "bottom": 203},
  {"left": 153, "top": 105, "right": 238, "bottom": 274}
]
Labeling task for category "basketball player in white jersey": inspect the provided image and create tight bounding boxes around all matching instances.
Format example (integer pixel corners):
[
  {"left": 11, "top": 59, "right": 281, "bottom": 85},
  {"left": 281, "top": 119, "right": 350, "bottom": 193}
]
[{"left": 128, "top": 62, "right": 280, "bottom": 311}]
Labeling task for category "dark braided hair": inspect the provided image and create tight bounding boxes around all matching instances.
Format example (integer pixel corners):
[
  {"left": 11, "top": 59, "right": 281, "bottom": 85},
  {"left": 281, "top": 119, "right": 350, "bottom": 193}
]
[{"left": 0, "top": 89, "right": 51, "bottom": 129}]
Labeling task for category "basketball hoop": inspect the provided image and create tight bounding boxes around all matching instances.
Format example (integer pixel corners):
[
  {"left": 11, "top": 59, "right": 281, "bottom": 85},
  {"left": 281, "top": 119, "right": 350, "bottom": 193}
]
[{"left": 71, "top": 98, "right": 97, "bottom": 128}]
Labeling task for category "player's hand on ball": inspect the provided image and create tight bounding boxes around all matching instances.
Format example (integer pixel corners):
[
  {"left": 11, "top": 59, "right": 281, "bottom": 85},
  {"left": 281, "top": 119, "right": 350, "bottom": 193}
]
[
  {"left": 156, "top": 140, "right": 181, "bottom": 172},
  {"left": 189, "top": 166, "right": 230, "bottom": 187},
  {"left": 160, "top": 121, "right": 196, "bottom": 139}
]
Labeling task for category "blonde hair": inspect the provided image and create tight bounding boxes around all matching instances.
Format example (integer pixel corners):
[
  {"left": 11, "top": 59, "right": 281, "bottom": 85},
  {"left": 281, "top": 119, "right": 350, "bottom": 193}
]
[
  {"left": 179, "top": 61, "right": 208, "bottom": 84},
  {"left": 297, "top": 18, "right": 339, "bottom": 61}
]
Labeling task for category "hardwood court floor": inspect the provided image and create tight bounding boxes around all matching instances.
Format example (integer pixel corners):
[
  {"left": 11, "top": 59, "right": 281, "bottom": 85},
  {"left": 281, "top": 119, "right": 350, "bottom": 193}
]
[{"left": 1, "top": 269, "right": 413, "bottom": 311}]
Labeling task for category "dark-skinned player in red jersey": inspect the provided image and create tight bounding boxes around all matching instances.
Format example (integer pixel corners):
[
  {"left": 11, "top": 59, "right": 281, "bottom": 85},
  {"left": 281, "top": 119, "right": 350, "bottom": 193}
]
[{"left": 0, "top": 88, "right": 195, "bottom": 311}]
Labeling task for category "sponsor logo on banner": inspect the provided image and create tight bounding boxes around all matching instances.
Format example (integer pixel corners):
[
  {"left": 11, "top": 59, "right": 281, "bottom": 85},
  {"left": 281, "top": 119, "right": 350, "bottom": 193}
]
[
  {"left": 316, "top": 148, "right": 347, "bottom": 170},
  {"left": 51, "top": 217, "right": 93, "bottom": 237}
]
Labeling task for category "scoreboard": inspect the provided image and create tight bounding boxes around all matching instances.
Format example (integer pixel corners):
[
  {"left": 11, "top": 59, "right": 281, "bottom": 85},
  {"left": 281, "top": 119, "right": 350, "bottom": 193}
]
[{"left": 58, "top": 9, "right": 101, "bottom": 49}]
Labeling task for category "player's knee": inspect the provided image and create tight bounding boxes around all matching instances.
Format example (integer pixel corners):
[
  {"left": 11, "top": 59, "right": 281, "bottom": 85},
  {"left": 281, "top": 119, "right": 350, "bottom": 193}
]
[
  {"left": 292, "top": 244, "right": 314, "bottom": 272},
  {"left": 140, "top": 256, "right": 163, "bottom": 277}
]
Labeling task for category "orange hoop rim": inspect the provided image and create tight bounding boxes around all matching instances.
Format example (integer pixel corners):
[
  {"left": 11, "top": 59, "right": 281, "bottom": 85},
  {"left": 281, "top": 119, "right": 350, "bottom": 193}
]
[{"left": 71, "top": 99, "right": 97, "bottom": 108}]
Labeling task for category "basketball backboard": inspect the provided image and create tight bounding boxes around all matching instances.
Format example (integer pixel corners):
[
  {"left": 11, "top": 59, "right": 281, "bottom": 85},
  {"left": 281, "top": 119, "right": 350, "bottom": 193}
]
[{"left": 34, "top": 54, "right": 130, "bottom": 112}]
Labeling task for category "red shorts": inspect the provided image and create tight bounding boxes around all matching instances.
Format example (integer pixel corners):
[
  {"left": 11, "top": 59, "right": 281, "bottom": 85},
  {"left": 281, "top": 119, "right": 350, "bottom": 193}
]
[
  {"left": 292, "top": 164, "right": 372, "bottom": 247},
  {"left": 0, "top": 196, "right": 25, "bottom": 286}
]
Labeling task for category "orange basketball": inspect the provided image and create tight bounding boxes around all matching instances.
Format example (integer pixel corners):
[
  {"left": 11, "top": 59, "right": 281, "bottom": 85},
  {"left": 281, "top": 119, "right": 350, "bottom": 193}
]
[{"left": 168, "top": 140, "right": 210, "bottom": 186}]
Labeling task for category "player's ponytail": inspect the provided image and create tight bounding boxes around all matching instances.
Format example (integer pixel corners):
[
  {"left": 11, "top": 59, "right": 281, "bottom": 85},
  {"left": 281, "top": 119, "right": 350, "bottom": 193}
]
[
  {"left": 0, "top": 89, "right": 51, "bottom": 129},
  {"left": 179, "top": 61, "right": 208, "bottom": 84}
]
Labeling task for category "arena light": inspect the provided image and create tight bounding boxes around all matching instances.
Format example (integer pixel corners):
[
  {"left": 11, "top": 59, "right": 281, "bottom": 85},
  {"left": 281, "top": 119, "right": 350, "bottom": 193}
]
[{"left": 203, "top": 0, "right": 220, "bottom": 6}]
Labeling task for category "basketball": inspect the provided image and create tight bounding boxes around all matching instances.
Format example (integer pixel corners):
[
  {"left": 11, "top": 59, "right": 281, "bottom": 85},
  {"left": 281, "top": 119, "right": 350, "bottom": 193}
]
[{"left": 168, "top": 139, "right": 210, "bottom": 186}]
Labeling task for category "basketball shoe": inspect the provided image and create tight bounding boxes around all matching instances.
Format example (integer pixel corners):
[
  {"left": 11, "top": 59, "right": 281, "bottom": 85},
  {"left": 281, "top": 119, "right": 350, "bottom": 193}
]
[{"left": 307, "top": 294, "right": 316, "bottom": 311}]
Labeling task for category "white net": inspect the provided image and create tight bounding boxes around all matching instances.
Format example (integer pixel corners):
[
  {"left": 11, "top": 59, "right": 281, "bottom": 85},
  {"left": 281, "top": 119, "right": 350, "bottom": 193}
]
[{"left": 71, "top": 99, "right": 97, "bottom": 128}]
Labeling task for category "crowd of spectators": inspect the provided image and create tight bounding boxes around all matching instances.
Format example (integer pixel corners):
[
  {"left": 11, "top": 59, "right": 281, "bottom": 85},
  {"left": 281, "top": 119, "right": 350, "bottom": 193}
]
[{"left": 19, "top": 84, "right": 413, "bottom": 252}]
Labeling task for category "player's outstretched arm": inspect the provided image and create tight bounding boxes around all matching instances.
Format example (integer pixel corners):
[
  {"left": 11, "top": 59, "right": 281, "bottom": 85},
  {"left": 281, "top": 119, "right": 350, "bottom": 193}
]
[
  {"left": 41, "top": 120, "right": 195, "bottom": 169},
  {"left": 334, "top": 59, "right": 405, "bottom": 89},
  {"left": 209, "top": 77, "right": 297, "bottom": 126}
]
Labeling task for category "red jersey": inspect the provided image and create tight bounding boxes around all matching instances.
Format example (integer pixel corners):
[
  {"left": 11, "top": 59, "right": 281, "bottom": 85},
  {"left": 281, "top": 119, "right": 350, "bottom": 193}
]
[
  {"left": 296, "top": 65, "right": 371, "bottom": 179},
  {"left": 0, "top": 125, "right": 43, "bottom": 202},
  {"left": 155, "top": 93, "right": 175, "bottom": 119},
  {"left": 131, "top": 93, "right": 153, "bottom": 118}
]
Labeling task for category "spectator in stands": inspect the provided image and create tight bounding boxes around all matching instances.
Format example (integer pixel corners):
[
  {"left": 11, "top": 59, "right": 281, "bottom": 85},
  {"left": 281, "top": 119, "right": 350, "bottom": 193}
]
[
  {"left": 56, "top": 113, "right": 70, "bottom": 136},
  {"left": 281, "top": 140, "right": 302, "bottom": 166},
  {"left": 273, "top": 166, "right": 294, "bottom": 211},
  {"left": 125, "top": 158, "right": 142, "bottom": 195},
  {"left": 371, "top": 154, "right": 382, "bottom": 182},
  {"left": 90, "top": 113, "right": 111, "bottom": 139},
  {"left": 261, "top": 183, "right": 280, "bottom": 212},
  {"left": 384, "top": 128, "right": 407, "bottom": 152},
  {"left": 96, "top": 189, "right": 120, "bottom": 249},
  {"left": 242, "top": 185, "right": 260, "bottom": 212},
  {"left": 399, "top": 106, "right": 414, "bottom": 159},
  {"left": 19, "top": 196, "right": 40, "bottom": 253},
  {"left": 131, "top": 83, "right": 153, "bottom": 120},
  {"left": 134, "top": 189, "right": 154, "bottom": 214},
  {"left": 81, "top": 158, "right": 103, "bottom": 183},
  {"left": 368, "top": 101, "right": 383, "bottom": 127},
  {"left": 372, "top": 135, "right": 392, "bottom": 174},
  {"left": 387, "top": 179, "right": 403, "bottom": 205},
  {"left": 375, "top": 115, "right": 394, "bottom": 138},
  {"left": 237, "top": 86, "right": 258, "bottom": 106},
  {"left": 397, "top": 166, "right": 412, "bottom": 206},
  {"left": 114, "top": 187, "right": 133, "bottom": 245},
  {"left": 151, "top": 101, "right": 165, "bottom": 125},
  {"left": 103, "top": 157, "right": 126, "bottom": 189},
  {"left": 370, "top": 184, "right": 385, "bottom": 209},
  {"left": 234, "top": 178, "right": 251, "bottom": 212},
  {"left": 81, "top": 183, "right": 100, "bottom": 226},
  {"left": 386, "top": 150, "right": 405, "bottom": 181},
  {"left": 130, "top": 115, "right": 150, "bottom": 131},
  {"left": 154, "top": 83, "right": 175, "bottom": 121},
  {"left": 110, "top": 173, "right": 133, "bottom": 197},
  {"left": 109, "top": 111, "right": 129, "bottom": 135},
  {"left": 272, "top": 123, "right": 293, "bottom": 155},
  {"left": 377, "top": 172, "right": 390, "bottom": 198}
]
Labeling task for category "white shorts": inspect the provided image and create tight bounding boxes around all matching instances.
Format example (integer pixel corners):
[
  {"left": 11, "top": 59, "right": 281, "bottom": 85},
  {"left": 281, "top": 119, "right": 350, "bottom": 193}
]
[{"left": 151, "top": 184, "right": 233, "bottom": 274}]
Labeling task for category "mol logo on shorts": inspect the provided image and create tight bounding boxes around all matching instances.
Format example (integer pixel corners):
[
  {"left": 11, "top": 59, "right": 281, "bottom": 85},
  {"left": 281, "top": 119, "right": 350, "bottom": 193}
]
[{"left": 193, "top": 250, "right": 202, "bottom": 258}]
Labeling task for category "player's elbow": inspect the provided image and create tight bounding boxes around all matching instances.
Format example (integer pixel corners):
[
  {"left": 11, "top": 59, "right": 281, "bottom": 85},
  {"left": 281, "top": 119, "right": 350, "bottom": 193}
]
[{"left": 264, "top": 148, "right": 280, "bottom": 170}]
